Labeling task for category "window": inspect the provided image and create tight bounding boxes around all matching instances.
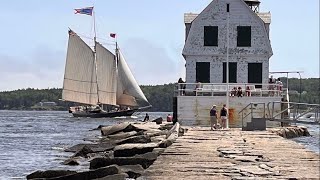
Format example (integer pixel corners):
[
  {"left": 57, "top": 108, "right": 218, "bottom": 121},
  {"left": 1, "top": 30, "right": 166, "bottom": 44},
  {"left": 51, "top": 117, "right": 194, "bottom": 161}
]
[
  {"left": 196, "top": 62, "right": 210, "bottom": 83},
  {"left": 248, "top": 63, "right": 262, "bottom": 88},
  {"left": 227, "top": 4, "right": 230, "bottom": 12},
  {"left": 204, "top": 26, "right": 218, "bottom": 46},
  {"left": 223, "top": 62, "right": 237, "bottom": 83},
  {"left": 237, "top": 26, "right": 251, "bottom": 47}
]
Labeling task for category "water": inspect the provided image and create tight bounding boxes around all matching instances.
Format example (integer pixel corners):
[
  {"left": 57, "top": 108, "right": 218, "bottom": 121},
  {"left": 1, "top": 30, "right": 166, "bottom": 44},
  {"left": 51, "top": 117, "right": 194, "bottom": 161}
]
[
  {"left": 0, "top": 111, "right": 319, "bottom": 179},
  {"left": 0, "top": 110, "right": 168, "bottom": 179},
  {"left": 293, "top": 123, "right": 320, "bottom": 154}
]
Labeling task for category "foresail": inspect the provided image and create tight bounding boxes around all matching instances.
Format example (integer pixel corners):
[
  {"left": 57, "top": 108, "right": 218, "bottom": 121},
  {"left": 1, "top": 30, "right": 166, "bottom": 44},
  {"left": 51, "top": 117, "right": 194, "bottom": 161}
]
[
  {"left": 95, "top": 42, "right": 117, "bottom": 106},
  {"left": 116, "top": 49, "right": 149, "bottom": 107},
  {"left": 62, "top": 30, "right": 98, "bottom": 105}
]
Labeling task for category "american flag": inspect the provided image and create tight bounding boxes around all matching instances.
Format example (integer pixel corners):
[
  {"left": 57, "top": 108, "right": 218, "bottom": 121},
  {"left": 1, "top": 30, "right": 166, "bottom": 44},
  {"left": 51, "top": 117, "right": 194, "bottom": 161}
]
[{"left": 74, "top": 7, "right": 94, "bottom": 16}]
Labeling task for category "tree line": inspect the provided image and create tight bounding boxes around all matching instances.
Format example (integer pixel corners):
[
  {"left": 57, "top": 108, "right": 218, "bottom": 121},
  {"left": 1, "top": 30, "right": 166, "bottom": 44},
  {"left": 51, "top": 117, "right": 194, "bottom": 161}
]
[{"left": 0, "top": 78, "right": 318, "bottom": 111}]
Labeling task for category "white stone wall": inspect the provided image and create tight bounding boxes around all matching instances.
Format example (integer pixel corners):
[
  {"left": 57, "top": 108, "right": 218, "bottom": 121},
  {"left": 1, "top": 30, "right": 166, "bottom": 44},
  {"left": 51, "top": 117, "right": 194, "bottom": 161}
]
[
  {"left": 183, "top": 0, "right": 272, "bottom": 84},
  {"left": 186, "top": 56, "right": 269, "bottom": 84},
  {"left": 177, "top": 96, "right": 281, "bottom": 127}
]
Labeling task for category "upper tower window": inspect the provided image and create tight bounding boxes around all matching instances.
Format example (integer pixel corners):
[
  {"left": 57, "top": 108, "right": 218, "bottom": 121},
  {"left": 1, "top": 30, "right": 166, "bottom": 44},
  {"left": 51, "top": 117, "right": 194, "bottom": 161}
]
[
  {"left": 204, "top": 26, "right": 218, "bottom": 46},
  {"left": 237, "top": 26, "right": 251, "bottom": 47}
]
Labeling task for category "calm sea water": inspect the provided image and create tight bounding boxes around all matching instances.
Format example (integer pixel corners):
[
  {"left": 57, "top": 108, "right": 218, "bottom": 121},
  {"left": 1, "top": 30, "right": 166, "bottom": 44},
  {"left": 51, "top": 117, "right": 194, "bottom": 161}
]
[
  {"left": 0, "top": 110, "right": 169, "bottom": 179},
  {"left": 0, "top": 110, "right": 319, "bottom": 179}
]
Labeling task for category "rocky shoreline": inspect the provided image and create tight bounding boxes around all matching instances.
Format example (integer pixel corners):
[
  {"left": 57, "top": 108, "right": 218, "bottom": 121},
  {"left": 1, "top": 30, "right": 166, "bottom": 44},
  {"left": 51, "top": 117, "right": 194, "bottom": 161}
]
[{"left": 27, "top": 118, "right": 187, "bottom": 180}]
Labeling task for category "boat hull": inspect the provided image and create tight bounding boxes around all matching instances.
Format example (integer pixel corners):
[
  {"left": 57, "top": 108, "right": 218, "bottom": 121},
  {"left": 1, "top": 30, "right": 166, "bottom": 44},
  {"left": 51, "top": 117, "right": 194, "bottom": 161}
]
[{"left": 72, "top": 109, "right": 136, "bottom": 118}]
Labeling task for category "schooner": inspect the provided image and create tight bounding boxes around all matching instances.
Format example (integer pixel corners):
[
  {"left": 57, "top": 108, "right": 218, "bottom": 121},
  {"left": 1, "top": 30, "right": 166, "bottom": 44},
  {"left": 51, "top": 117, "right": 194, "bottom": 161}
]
[{"left": 61, "top": 7, "right": 150, "bottom": 118}]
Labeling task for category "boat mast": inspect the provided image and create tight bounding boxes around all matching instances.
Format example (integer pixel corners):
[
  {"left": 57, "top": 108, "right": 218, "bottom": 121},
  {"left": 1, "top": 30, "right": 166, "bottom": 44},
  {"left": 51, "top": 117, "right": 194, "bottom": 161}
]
[{"left": 92, "top": 7, "right": 101, "bottom": 106}]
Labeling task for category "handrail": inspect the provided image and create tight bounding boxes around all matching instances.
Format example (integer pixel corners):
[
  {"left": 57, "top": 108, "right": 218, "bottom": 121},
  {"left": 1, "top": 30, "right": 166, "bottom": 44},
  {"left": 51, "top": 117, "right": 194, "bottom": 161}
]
[
  {"left": 239, "top": 102, "right": 267, "bottom": 129},
  {"left": 267, "top": 101, "right": 320, "bottom": 123}
]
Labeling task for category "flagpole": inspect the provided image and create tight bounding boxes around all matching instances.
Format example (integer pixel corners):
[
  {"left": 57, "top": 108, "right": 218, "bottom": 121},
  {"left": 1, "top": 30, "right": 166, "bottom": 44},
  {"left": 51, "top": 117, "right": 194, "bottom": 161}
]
[
  {"left": 226, "top": 7, "right": 230, "bottom": 129},
  {"left": 92, "top": 7, "right": 100, "bottom": 105},
  {"left": 93, "top": 7, "right": 97, "bottom": 43}
]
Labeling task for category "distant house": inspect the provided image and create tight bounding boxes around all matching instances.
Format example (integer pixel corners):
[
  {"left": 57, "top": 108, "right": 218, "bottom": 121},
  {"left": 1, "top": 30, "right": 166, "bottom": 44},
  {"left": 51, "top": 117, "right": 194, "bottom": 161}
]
[
  {"left": 37, "top": 102, "right": 57, "bottom": 107},
  {"left": 183, "top": 0, "right": 272, "bottom": 85}
]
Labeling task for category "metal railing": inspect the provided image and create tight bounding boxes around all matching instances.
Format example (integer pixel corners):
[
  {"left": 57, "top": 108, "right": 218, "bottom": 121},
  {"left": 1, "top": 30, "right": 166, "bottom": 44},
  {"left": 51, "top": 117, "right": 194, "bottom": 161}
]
[
  {"left": 174, "top": 83, "right": 283, "bottom": 97},
  {"left": 267, "top": 101, "right": 320, "bottom": 123},
  {"left": 238, "top": 102, "right": 266, "bottom": 128}
]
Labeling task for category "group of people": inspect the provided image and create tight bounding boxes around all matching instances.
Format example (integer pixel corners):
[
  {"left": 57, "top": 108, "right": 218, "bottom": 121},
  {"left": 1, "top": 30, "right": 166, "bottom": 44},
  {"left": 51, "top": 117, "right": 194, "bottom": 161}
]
[
  {"left": 268, "top": 76, "right": 283, "bottom": 96},
  {"left": 209, "top": 104, "right": 228, "bottom": 130},
  {"left": 143, "top": 113, "right": 173, "bottom": 122},
  {"left": 230, "top": 87, "right": 243, "bottom": 97}
]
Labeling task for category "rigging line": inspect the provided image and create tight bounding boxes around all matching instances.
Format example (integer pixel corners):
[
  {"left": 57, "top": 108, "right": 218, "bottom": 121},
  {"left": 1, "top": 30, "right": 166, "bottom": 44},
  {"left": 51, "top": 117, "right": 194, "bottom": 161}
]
[{"left": 64, "top": 78, "right": 97, "bottom": 83}]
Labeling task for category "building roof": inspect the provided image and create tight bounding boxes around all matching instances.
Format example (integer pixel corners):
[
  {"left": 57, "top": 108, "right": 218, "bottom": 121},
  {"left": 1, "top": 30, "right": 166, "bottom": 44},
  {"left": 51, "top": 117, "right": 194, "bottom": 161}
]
[
  {"left": 257, "top": 12, "right": 271, "bottom": 23},
  {"left": 184, "top": 13, "right": 198, "bottom": 24}
]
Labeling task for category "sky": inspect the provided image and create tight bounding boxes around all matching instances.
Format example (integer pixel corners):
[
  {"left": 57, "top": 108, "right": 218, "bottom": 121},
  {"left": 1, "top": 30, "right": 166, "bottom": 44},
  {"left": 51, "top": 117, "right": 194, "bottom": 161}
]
[{"left": 0, "top": 0, "right": 319, "bottom": 91}]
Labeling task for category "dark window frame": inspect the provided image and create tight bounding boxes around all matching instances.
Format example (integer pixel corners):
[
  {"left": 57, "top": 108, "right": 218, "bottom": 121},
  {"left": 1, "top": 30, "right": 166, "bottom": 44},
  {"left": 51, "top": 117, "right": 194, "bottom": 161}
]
[
  {"left": 223, "top": 62, "right": 237, "bottom": 83},
  {"left": 204, "top": 26, "right": 218, "bottom": 46},
  {"left": 237, "top": 26, "right": 251, "bottom": 47},
  {"left": 196, "top": 62, "right": 210, "bottom": 83}
]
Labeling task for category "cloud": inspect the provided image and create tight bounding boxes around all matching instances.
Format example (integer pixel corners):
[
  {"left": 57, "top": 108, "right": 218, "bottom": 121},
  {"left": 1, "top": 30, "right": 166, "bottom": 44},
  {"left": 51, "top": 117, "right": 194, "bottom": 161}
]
[
  {"left": 122, "top": 38, "right": 185, "bottom": 85},
  {"left": 0, "top": 46, "right": 65, "bottom": 91},
  {"left": 0, "top": 39, "right": 187, "bottom": 91}
]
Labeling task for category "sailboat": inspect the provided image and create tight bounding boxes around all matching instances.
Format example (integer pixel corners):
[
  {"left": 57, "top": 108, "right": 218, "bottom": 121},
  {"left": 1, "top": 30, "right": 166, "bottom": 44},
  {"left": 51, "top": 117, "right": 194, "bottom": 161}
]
[{"left": 61, "top": 29, "right": 151, "bottom": 118}]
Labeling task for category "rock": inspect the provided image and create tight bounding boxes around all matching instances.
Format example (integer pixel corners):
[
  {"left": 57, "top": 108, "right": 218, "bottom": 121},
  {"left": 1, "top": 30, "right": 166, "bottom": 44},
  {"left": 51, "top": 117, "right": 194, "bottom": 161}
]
[
  {"left": 105, "top": 131, "right": 139, "bottom": 140},
  {"left": 92, "top": 173, "right": 128, "bottom": 180},
  {"left": 45, "top": 165, "right": 122, "bottom": 180},
  {"left": 269, "top": 126, "right": 310, "bottom": 139},
  {"left": 72, "top": 145, "right": 94, "bottom": 158},
  {"left": 90, "top": 152, "right": 158, "bottom": 169},
  {"left": 145, "top": 130, "right": 168, "bottom": 137},
  {"left": 113, "top": 143, "right": 158, "bottom": 157},
  {"left": 101, "top": 122, "right": 143, "bottom": 136},
  {"left": 166, "top": 122, "right": 180, "bottom": 139},
  {"left": 119, "top": 165, "right": 144, "bottom": 179},
  {"left": 26, "top": 170, "right": 77, "bottom": 179},
  {"left": 158, "top": 139, "right": 174, "bottom": 148},
  {"left": 65, "top": 143, "right": 115, "bottom": 153},
  {"left": 116, "top": 135, "right": 151, "bottom": 145},
  {"left": 91, "top": 125, "right": 107, "bottom": 131},
  {"left": 152, "top": 117, "right": 163, "bottom": 124},
  {"left": 158, "top": 123, "right": 174, "bottom": 131},
  {"left": 63, "top": 158, "right": 79, "bottom": 166},
  {"left": 150, "top": 135, "right": 166, "bottom": 143},
  {"left": 152, "top": 148, "right": 166, "bottom": 156}
]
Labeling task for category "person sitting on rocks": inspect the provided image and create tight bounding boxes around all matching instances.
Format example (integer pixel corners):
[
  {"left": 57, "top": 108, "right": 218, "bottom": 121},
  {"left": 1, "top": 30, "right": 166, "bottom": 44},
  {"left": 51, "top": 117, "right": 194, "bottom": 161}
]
[
  {"left": 166, "top": 114, "right": 173, "bottom": 122},
  {"left": 143, "top": 113, "right": 149, "bottom": 122}
]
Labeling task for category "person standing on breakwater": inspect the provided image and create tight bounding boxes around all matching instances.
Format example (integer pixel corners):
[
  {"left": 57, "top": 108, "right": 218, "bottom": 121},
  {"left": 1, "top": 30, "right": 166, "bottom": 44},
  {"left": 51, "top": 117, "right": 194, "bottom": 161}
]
[
  {"left": 210, "top": 105, "right": 218, "bottom": 130},
  {"left": 220, "top": 104, "right": 228, "bottom": 129}
]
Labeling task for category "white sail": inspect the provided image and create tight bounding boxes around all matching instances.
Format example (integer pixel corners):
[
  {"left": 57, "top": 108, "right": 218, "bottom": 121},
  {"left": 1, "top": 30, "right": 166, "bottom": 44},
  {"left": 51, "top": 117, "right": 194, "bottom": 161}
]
[
  {"left": 116, "top": 49, "right": 149, "bottom": 106},
  {"left": 62, "top": 30, "right": 98, "bottom": 105},
  {"left": 95, "top": 42, "right": 117, "bottom": 105}
]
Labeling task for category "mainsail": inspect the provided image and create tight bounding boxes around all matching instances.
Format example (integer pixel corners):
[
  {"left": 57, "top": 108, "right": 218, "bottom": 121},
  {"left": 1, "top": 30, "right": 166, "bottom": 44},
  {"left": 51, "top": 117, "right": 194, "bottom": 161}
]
[
  {"left": 62, "top": 30, "right": 149, "bottom": 108},
  {"left": 62, "top": 30, "right": 98, "bottom": 105},
  {"left": 116, "top": 49, "right": 149, "bottom": 107},
  {"left": 95, "top": 42, "right": 117, "bottom": 105}
]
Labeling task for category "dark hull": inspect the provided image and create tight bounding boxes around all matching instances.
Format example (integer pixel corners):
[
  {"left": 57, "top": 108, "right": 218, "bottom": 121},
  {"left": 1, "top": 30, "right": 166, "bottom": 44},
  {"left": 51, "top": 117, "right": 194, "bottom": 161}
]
[{"left": 72, "top": 109, "right": 136, "bottom": 118}]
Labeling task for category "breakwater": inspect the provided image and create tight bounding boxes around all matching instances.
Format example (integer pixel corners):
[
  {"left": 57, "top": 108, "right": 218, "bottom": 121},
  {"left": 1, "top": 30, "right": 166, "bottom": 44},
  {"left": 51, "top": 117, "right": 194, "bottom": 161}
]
[
  {"left": 27, "top": 119, "right": 186, "bottom": 179},
  {"left": 139, "top": 127, "right": 319, "bottom": 179},
  {"left": 1, "top": 111, "right": 319, "bottom": 179}
]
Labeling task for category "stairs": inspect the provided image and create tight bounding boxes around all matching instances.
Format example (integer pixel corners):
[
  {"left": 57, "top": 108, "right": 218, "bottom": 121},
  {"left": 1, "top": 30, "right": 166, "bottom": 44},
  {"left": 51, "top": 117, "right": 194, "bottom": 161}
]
[{"left": 242, "top": 118, "right": 266, "bottom": 131}]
